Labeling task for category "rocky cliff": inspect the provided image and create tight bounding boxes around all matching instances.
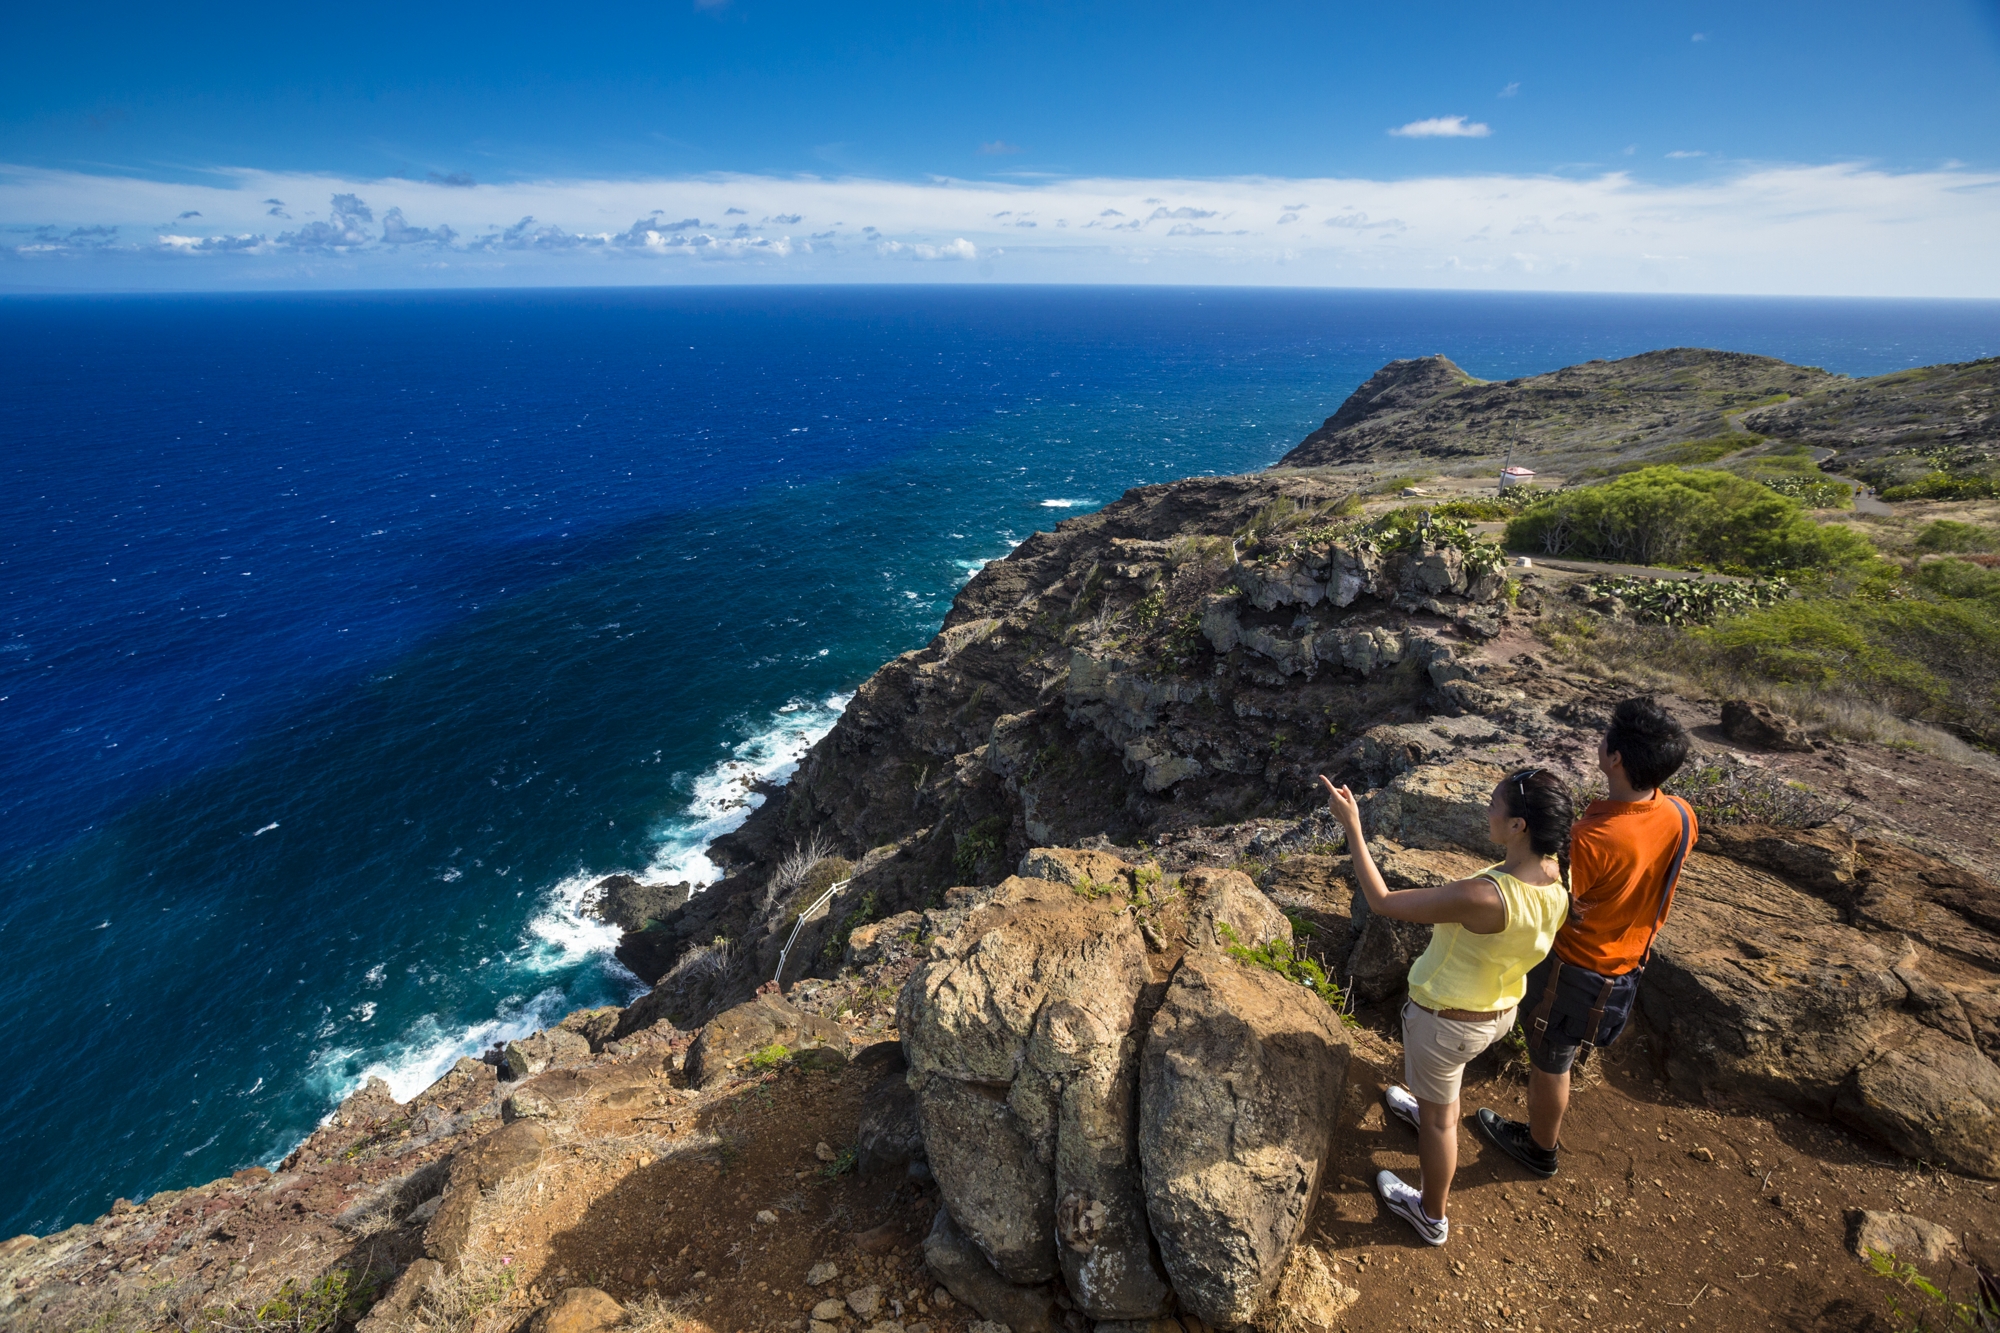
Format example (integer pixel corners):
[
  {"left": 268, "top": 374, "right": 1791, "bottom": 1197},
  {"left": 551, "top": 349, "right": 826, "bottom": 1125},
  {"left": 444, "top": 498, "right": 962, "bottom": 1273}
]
[{"left": 11, "top": 348, "right": 2000, "bottom": 1333}]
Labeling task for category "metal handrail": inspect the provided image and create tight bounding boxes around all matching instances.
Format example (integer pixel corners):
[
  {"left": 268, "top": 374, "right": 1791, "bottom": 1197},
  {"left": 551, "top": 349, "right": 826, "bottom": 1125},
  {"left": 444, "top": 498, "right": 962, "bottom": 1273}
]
[{"left": 772, "top": 877, "right": 853, "bottom": 986}]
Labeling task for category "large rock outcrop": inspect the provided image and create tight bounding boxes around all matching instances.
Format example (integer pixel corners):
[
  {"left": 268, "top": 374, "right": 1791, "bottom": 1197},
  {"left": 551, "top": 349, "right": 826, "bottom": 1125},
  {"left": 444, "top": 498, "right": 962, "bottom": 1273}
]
[
  {"left": 1138, "top": 951, "right": 1353, "bottom": 1326},
  {"left": 901, "top": 855, "right": 1368, "bottom": 1324},
  {"left": 1644, "top": 846, "right": 2000, "bottom": 1179},
  {"left": 898, "top": 874, "right": 1169, "bottom": 1316}
]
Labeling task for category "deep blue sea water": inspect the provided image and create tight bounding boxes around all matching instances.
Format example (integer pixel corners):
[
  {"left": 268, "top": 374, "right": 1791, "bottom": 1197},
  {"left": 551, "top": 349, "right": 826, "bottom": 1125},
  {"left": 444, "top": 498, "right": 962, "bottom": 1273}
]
[{"left": 4, "top": 286, "right": 1999, "bottom": 1235}]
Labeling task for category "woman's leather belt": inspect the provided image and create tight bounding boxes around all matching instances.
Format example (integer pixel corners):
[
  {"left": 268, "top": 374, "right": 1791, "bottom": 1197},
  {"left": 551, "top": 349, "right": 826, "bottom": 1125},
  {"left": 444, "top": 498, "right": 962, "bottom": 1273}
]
[{"left": 1410, "top": 999, "right": 1509, "bottom": 1022}]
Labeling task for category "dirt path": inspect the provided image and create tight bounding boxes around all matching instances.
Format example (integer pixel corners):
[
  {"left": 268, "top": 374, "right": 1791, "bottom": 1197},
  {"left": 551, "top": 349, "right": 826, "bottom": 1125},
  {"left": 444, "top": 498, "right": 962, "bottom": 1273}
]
[{"left": 1316, "top": 1027, "right": 1998, "bottom": 1333}]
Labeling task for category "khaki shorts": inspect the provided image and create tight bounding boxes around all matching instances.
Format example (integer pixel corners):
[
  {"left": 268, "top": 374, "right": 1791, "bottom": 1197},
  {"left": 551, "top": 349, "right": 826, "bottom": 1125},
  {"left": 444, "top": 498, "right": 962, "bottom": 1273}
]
[{"left": 1402, "top": 999, "right": 1519, "bottom": 1105}]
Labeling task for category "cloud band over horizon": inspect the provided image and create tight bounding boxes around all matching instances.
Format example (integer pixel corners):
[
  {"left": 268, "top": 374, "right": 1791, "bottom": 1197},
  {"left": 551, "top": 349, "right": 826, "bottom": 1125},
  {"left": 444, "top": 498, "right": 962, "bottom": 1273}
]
[{"left": 4, "top": 160, "right": 1999, "bottom": 297}]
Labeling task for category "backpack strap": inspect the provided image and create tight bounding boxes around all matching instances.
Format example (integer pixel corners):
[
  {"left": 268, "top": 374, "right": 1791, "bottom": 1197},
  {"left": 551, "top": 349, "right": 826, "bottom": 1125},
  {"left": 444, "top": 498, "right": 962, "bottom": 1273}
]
[
  {"left": 1633, "top": 795, "right": 1695, "bottom": 975},
  {"left": 1525, "top": 959, "right": 1564, "bottom": 1058}
]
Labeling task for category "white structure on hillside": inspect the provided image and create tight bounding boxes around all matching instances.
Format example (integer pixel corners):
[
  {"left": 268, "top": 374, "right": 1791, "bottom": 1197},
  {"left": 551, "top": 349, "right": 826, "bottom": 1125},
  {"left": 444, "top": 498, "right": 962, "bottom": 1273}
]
[{"left": 1499, "top": 465, "right": 1536, "bottom": 490}]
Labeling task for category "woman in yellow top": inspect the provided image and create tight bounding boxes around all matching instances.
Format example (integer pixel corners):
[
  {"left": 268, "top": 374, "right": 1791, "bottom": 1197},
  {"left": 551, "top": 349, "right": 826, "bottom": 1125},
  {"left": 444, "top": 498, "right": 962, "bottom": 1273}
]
[{"left": 1321, "top": 768, "right": 1574, "bottom": 1247}]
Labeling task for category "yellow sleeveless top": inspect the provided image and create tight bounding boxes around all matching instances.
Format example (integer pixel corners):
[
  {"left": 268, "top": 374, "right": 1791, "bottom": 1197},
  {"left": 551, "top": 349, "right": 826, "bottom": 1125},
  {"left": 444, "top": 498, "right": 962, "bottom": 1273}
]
[{"left": 1406, "top": 865, "right": 1570, "bottom": 1013}]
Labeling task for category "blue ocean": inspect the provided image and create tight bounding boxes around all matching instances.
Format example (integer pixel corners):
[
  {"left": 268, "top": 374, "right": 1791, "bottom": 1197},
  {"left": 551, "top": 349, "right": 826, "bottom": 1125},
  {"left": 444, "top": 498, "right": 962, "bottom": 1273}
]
[{"left": 4, "top": 286, "right": 1999, "bottom": 1235}]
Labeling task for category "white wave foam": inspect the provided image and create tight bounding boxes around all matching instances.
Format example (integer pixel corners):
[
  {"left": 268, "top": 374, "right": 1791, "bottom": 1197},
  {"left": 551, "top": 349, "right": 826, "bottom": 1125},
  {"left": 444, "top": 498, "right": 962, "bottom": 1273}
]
[
  {"left": 1039, "top": 498, "right": 1092, "bottom": 508},
  {"left": 299, "top": 691, "right": 854, "bottom": 1133},
  {"left": 641, "top": 691, "right": 852, "bottom": 886},
  {"left": 519, "top": 871, "right": 627, "bottom": 973},
  {"left": 312, "top": 985, "right": 579, "bottom": 1107}
]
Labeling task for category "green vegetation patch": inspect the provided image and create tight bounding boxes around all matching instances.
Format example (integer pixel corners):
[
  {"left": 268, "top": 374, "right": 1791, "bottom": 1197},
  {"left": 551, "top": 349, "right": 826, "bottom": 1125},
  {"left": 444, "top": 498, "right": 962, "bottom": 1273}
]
[
  {"left": 1882, "top": 472, "right": 2000, "bottom": 501},
  {"left": 952, "top": 814, "right": 1007, "bottom": 880},
  {"left": 821, "top": 888, "right": 879, "bottom": 960},
  {"left": 748, "top": 1042, "right": 791, "bottom": 1070},
  {"left": 1505, "top": 466, "right": 1875, "bottom": 573},
  {"left": 1574, "top": 574, "right": 1793, "bottom": 626},
  {"left": 1699, "top": 560, "right": 2000, "bottom": 745},
  {"left": 1367, "top": 509, "right": 1507, "bottom": 577},
  {"left": 198, "top": 1269, "right": 386, "bottom": 1333},
  {"left": 1915, "top": 519, "right": 1999, "bottom": 553},
  {"left": 1218, "top": 923, "right": 1358, "bottom": 1027}
]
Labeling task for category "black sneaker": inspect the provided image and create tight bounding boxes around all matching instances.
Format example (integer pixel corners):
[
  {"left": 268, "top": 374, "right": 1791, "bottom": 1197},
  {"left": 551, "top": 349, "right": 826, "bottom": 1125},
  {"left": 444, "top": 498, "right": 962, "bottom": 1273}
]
[{"left": 1476, "top": 1108, "right": 1559, "bottom": 1178}]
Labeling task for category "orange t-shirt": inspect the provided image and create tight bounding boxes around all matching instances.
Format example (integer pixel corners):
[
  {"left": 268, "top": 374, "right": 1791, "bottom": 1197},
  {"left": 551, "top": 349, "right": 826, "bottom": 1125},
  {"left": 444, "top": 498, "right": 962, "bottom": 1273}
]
[{"left": 1553, "top": 792, "right": 1698, "bottom": 975}]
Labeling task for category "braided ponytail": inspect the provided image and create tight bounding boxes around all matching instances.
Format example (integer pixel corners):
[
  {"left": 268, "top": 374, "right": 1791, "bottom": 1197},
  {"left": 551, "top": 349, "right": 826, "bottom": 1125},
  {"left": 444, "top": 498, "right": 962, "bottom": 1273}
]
[{"left": 1501, "top": 767, "right": 1576, "bottom": 882}]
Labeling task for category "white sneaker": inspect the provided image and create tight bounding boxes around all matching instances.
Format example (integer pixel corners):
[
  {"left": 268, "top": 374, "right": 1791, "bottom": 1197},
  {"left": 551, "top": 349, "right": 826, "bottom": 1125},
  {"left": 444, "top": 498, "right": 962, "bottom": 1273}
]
[
  {"left": 1384, "top": 1084, "right": 1422, "bottom": 1133},
  {"left": 1375, "top": 1170, "right": 1449, "bottom": 1246}
]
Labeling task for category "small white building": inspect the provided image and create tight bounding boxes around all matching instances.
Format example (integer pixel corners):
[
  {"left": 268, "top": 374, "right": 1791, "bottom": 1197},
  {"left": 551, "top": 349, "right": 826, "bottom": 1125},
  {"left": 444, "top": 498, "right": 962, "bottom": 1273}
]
[{"left": 1499, "top": 465, "right": 1537, "bottom": 490}]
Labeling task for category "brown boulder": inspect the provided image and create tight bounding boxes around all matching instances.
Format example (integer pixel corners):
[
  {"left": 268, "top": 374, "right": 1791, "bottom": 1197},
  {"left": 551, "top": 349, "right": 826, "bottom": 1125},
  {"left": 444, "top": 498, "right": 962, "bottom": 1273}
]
[
  {"left": 1181, "top": 867, "right": 1292, "bottom": 953},
  {"left": 900, "top": 875, "right": 1171, "bottom": 1316},
  {"left": 528, "top": 1286, "right": 626, "bottom": 1333},
  {"left": 1138, "top": 951, "right": 1354, "bottom": 1327},
  {"left": 686, "top": 992, "right": 850, "bottom": 1089},
  {"left": 1846, "top": 1210, "right": 1961, "bottom": 1265},
  {"left": 503, "top": 1027, "right": 591, "bottom": 1080},
  {"left": 1364, "top": 760, "right": 1505, "bottom": 855},
  {"left": 1645, "top": 853, "right": 2000, "bottom": 1178},
  {"left": 424, "top": 1119, "right": 550, "bottom": 1268},
  {"left": 1721, "top": 698, "right": 1814, "bottom": 751},
  {"left": 1834, "top": 1032, "right": 2000, "bottom": 1179}
]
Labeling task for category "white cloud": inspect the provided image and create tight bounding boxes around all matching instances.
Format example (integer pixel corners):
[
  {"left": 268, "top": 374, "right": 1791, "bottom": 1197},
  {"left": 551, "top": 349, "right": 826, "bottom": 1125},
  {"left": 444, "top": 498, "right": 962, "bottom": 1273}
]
[
  {"left": 1389, "top": 116, "right": 1493, "bottom": 139},
  {"left": 4, "top": 162, "right": 1999, "bottom": 296},
  {"left": 1666, "top": 150, "right": 1707, "bottom": 159},
  {"left": 1498, "top": 83, "right": 1520, "bottom": 98}
]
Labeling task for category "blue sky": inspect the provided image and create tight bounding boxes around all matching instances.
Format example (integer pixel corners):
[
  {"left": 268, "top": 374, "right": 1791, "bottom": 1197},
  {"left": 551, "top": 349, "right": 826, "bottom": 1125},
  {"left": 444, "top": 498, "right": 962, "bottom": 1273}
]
[{"left": 5, "top": 1, "right": 2000, "bottom": 292}]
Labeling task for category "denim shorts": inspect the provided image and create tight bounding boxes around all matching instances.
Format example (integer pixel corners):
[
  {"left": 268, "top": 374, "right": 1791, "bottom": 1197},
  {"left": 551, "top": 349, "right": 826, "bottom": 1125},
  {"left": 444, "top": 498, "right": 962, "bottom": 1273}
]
[
  {"left": 1402, "top": 999, "right": 1518, "bottom": 1105},
  {"left": 1523, "top": 954, "right": 1641, "bottom": 1075}
]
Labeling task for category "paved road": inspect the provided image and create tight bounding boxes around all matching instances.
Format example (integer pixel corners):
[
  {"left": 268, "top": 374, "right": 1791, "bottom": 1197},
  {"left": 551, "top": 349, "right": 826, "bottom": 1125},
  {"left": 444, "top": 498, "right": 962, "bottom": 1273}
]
[
  {"left": 1521, "top": 557, "right": 1749, "bottom": 583},
  {"left": 1853, "top": 486, "right": 1894, "bottom": 517}
]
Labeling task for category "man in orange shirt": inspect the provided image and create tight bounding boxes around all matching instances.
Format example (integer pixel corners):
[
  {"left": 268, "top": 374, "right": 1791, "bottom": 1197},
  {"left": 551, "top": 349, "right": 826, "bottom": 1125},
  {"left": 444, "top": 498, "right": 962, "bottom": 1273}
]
[{"left": 1476, "top": 697, "right": 1696, "bottom": 1178}]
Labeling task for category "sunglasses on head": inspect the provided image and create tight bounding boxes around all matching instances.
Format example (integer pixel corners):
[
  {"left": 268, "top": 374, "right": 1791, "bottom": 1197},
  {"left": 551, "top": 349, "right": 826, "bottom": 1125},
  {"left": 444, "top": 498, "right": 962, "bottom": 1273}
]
[{"left": 1514, "top": 768, "right": 1541, "bottom": 798}]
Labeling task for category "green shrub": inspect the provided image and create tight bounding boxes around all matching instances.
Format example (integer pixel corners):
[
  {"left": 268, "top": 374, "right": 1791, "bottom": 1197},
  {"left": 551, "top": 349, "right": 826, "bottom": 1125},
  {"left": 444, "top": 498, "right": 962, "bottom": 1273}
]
[
  {"left": 1504, "top": 466, "right": 1875, "bottom": 573},
  {"left": 1646, "top": 434, "right": 1754, "bottom": 466},
  {"left": 1915, "top": 519, "right": 1998, "bottom": 554},
  {"left": 749, "top": 1042, "right": 791, "bottom": 1069},
  {"left": 1863, "top": 1246, "right": 1999, "bottom": 1332},
  {"left": 1367, "top": 509, "right": 1507, "bottom": 577},
  {"left": 1881, "top": 471, "right": 2000, "bottom": 501},
  {"left": 821, "top": 889, "right": 879, "bottom": 960},
  {"left": 1701, "top": 578, "right": 2000, "bottom": 744},
  {"left": 952, "top": 814, "right": 1007, "bottom": 880}
]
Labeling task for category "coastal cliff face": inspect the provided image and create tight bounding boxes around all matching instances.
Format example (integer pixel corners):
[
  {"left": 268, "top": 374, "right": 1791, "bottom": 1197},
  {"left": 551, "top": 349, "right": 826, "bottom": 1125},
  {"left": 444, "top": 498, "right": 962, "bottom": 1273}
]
[{"left": 13, "top": 348, "right": 2000, "bottom": 1332}]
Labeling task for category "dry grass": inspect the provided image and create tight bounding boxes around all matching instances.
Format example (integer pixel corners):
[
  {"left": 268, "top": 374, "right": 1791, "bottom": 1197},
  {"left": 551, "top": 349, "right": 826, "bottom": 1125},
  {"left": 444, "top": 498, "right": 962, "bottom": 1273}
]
[
  {"left": 621, "top": 1291, "right": 704, "bottom": 1333},
  {"left": 1255, "top": 1243, "right": 1359, "bottom": 1332},
  {"left": 764, "top": 833, "right": 838, "bottom": 918}
]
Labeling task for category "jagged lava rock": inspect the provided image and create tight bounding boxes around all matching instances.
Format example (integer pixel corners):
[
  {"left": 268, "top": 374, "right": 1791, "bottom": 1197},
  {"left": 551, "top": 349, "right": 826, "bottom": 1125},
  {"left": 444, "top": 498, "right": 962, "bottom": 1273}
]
[{"left": 1138, "top": 951, "right": 1355, "bottom": 1327}]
